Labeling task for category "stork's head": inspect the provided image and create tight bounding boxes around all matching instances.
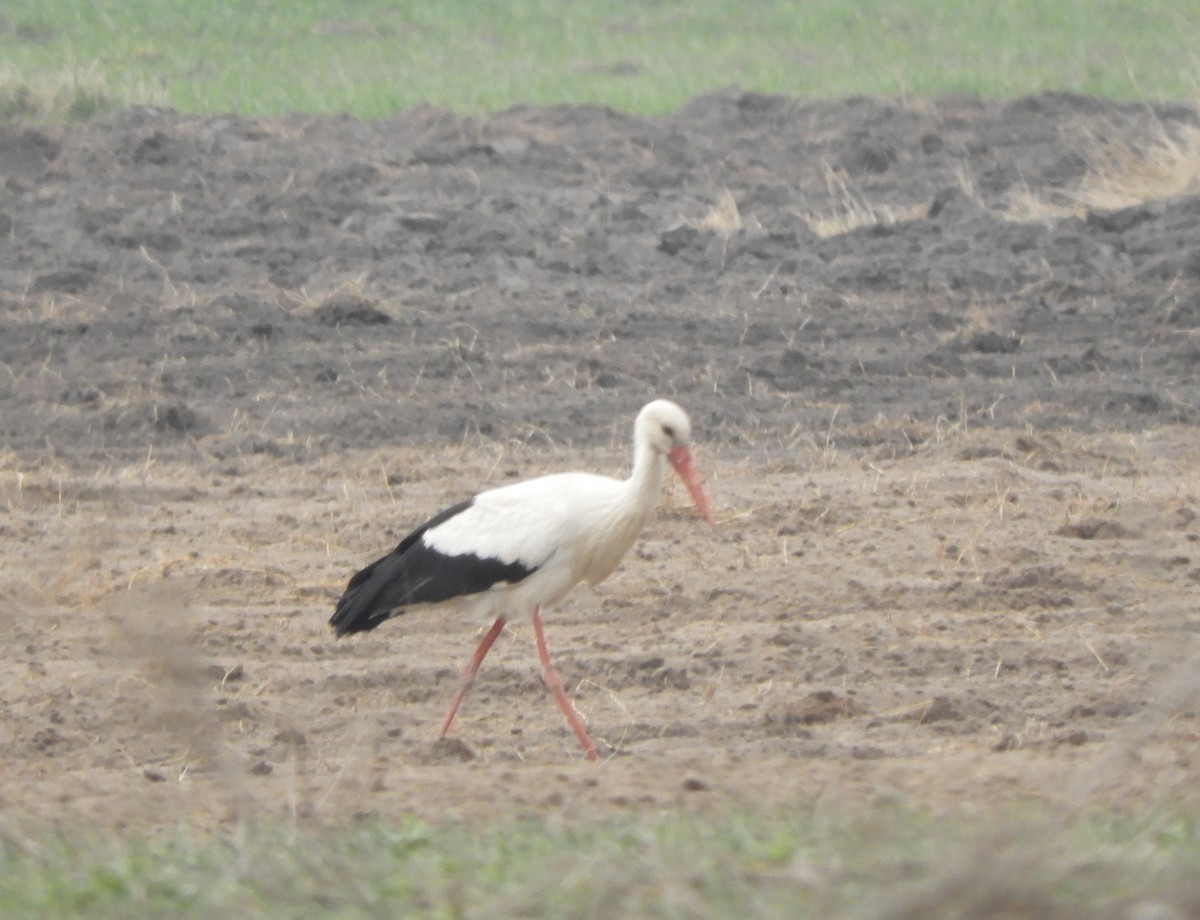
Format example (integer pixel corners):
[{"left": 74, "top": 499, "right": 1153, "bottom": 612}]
[{"left": 636, "top": 400, "right": 714, "bottom": 524}]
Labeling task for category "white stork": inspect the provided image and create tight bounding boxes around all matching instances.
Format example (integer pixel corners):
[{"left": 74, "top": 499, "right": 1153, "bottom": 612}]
[{"left": 330, "top": 399, "right": 714, "bottom": 760}]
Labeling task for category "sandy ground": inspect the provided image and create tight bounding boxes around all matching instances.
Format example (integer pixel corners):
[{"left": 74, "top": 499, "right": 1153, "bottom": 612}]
[{"left": 0, "top": 90, "right": 1198, "bottom": 832}]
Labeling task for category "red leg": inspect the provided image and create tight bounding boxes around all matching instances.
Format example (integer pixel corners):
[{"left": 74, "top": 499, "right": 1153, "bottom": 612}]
[
  {"left": 531, "top": 606, "right": 599, "bottom": 761},
  {"left": 438, "top": 615, "right": 507, "bottom": 738}
]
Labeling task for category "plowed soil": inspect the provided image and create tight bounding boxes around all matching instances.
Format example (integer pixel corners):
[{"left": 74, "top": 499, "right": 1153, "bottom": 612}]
[{"left": 1, "top": 90, "right": 1198, "bottom": 832}]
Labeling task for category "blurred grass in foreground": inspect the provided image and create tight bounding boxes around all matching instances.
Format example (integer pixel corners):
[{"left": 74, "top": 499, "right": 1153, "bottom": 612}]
[{"left": 2, "top": 803, "right": 1199, "bottom": 919}]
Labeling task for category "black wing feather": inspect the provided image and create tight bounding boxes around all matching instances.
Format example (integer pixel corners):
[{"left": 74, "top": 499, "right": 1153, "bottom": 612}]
[{"left": 330, "top": 498, "right": 537, "bottom": 636}]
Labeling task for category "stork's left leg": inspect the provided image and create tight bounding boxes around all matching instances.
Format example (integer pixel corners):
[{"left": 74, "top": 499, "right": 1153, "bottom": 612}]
[
  {"left": 439, "top": 615, "right": 507, "bottom": 739},
  {"left": 530, "top": 606, "right": 599, "bottom": 761}
]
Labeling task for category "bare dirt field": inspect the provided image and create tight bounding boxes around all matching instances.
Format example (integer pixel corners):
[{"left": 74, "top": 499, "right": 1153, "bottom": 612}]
[{"left": 1, "top": 90, "right": 1198, "bottom": 833}]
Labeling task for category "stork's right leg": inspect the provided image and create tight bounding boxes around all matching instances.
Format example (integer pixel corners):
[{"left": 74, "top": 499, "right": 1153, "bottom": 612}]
[
  {"left": 438, "top": 615, "right": 507, "bottom": 738},
  {"left": 531, "top": 606, "right": 600, "bottom": 761}
]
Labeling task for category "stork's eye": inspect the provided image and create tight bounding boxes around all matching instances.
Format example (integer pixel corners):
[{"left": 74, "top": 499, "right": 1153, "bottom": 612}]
[{"left": 662, "top": 424, "right": 676, "bottom": 439}]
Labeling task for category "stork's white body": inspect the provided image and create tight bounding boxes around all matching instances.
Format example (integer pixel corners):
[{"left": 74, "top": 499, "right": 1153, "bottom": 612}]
[{"left": 423, "top": 465, "right": 668, "bottom": 610}]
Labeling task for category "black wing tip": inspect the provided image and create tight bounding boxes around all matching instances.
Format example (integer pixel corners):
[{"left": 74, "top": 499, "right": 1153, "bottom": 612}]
[
  {"left": 329, "top": 611, "right": 392, "bottom": 637},
  {"left": 329, "top": 593, "right": 393, "bottom": 636},
  {"left": 330, "top": 549, "right": 402, "bottom": 636},
  {"left": 328, "top": 607, "right": 354, "bottom": 636}
]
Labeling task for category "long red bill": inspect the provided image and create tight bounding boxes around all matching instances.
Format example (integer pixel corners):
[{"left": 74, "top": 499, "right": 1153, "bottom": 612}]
[{"left": 667, "top": 444, "right": 714, "bottom": 525}]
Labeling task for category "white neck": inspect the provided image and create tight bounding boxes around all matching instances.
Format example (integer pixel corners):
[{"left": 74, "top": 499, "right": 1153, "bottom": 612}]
[
  {"left": 575, "top": 431, "right": 670, "bottom": 588},
  {"left": 623, "top": 436, "right": 668, "bottom": 520}
]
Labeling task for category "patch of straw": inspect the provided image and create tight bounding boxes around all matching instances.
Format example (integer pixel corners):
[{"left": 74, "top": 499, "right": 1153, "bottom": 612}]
[
  {"left": 801, "top": 165, "right": 925, "bottom": 237},
  {"left": 694, "top": 188, "right": 744, "bottom": 237},
  {"left": 1007, "top": 114, "right": 1200, "bottom": 220},
  {"left": 1074, "top": 120, "right": 1200, "bottom": 210}
]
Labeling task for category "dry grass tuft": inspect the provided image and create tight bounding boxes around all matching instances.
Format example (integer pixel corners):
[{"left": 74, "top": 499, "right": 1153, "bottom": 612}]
[
  {"left": 1007, "top": 112, "right": 1200, "bottom": 220},
  {"left": 695, "top": 188, "right": 744, "bottom": 237},
  {"left": 1073, "top": 119, "right": 1200, "bottom": 210},
  {"left": 801, "top": 166, "right": 926, "bottom": 237}
]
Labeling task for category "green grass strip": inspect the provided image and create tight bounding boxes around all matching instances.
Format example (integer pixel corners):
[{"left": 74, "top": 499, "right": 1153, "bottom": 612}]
[{"left": 0, "top": 0, "right": 1197, "bottom": 120}]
